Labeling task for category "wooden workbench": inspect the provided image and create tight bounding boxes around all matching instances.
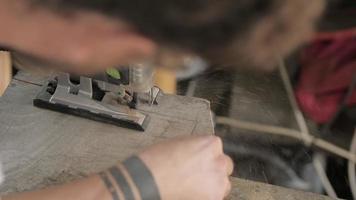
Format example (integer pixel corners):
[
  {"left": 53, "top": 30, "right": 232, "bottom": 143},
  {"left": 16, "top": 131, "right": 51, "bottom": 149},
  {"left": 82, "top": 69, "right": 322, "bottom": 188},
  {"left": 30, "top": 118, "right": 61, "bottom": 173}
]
[{"left": 0, "top": 72, "right": 331, "bottom": 199}]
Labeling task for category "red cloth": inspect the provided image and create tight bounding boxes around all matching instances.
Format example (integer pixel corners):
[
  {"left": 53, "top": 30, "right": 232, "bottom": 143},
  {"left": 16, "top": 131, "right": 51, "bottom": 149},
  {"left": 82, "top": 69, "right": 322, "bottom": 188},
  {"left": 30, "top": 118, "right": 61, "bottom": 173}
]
[{"left": 296, "top": 28, "right": 356, "bottom": 124}]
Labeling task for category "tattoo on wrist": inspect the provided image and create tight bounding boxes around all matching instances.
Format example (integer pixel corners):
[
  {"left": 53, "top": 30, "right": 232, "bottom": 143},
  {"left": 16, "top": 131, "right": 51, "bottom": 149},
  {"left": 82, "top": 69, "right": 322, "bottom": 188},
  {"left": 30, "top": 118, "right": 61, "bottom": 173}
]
[
  {"left": 99, "top": 156, "right": 161, "bottom": 200},
  {"left": 123, "top": 156, "right": 161, "bottom": 200},
  {"left": 108, "top": 166, "right": 135, "bottom": 200},
  {"left": 99, "top": 172, "right": 120, "bottom": 200}
]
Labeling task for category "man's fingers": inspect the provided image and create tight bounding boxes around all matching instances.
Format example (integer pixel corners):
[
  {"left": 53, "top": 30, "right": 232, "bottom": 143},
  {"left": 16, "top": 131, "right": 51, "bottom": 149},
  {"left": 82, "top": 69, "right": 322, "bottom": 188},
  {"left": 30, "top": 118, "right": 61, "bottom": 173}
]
[
  {"left": 216, "top": 154, "right": 234, "bottom": 176},
  {"left": 222, "top": 155, "right": 233, "bottom": 198},
  {"left": 212, "top": 136, "right": 224, "bottom": 155},
  {"left": 224, "top": 178, "right": 232, "bottom": 198},
  {"left": 225, "top": 155, "right": 234, "bottom": 176}
]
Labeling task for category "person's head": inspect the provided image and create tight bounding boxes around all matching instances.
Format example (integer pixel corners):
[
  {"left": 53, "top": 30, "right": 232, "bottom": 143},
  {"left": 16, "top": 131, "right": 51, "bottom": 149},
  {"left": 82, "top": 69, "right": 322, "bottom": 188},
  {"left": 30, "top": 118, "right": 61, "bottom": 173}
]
[{"left": 0, "top": 0, "right": 325, "bottom": 74}]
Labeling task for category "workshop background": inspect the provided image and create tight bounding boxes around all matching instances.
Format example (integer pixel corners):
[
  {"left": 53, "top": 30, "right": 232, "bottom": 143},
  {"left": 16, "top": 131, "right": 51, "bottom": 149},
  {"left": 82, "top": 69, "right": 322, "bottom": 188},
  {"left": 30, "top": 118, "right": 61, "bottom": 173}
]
[
  {"left": 175, "top": 0, "right": 356, "bottom": 199},
  {"left": 0, "top": 0, "right": 355, "bottom": 199}
]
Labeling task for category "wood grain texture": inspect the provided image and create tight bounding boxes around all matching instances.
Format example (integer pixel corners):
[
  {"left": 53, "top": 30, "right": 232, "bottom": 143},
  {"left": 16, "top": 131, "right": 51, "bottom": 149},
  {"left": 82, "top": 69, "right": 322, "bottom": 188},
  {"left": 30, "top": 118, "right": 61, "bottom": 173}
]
[
  {"left": 0, "top": 51, "right": 11, "bottom": 96},
  {"left": 0, "top": 72, "right": 214, "bottom": 193},
  {"left": 0, "top": 72, "right": 330, "bottom": 199}
]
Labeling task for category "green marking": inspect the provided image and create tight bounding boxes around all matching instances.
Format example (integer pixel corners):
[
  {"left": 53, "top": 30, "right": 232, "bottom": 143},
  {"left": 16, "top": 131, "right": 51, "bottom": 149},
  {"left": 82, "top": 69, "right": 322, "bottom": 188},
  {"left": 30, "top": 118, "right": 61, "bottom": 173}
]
[{"left": 106, "top": 68, "right": 121, "bottom": 80}]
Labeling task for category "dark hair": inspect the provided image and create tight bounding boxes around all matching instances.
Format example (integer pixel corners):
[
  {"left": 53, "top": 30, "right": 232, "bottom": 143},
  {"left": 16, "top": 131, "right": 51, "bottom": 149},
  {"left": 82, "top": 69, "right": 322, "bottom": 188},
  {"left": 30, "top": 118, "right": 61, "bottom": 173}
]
[
  {"left": 36, "top": 0, "right": 274, "bottom": 58},
  {"left": 34, "top": 0, "right": 325, "bottom": 68}
]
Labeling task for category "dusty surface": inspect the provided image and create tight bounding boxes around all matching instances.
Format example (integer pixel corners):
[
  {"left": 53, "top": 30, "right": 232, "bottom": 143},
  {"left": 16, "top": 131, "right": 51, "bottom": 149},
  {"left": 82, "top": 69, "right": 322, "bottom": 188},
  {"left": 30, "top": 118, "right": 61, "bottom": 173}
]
[{"left": 0, "top": 72, "right": 330, "bottom": 199}]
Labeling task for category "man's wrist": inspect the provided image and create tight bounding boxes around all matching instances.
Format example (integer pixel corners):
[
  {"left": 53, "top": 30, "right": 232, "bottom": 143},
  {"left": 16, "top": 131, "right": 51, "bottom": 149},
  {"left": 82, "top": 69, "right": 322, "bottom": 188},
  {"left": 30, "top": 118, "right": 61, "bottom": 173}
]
[
  {"left": 99, "top": 156, "right": 161, "bottom": 200},
  {"left": 99, "top": 172, "right": 120, "bottom": 200},
  {"left": 122, "top": 156, "right": 161, "bottom": 200}
]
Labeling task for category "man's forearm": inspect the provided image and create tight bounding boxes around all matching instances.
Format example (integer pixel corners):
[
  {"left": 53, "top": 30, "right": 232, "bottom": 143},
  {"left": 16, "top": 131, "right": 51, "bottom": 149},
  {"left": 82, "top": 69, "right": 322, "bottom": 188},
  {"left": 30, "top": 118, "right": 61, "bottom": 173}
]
[
  {"left": 3, "top": 173, "right": 117, "bottom": 200},
  {"left": 3, "top": 174, "right": 112, "bottom": 200},
  {"left": 2, "top": 156, "right": 160, "bottom": 200}
]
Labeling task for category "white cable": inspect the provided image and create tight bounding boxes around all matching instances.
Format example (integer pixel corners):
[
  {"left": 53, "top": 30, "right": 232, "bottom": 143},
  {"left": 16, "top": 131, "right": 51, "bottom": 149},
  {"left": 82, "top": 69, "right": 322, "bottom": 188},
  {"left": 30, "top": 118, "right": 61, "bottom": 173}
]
[
  {"left": 216, "top": 116, "right": 356, "bottom": 163},
  {"left": 279, "top": 59, "right": 338, "bottom": 198},
  {"left": 348, "top": 128, "right": 356, "bottom": 199},
  {"left": 278, "top": 60, "right": 313, "bottom": 145},
  {"left": 313, "top": 153, "right": 338, "bottom": 198}
]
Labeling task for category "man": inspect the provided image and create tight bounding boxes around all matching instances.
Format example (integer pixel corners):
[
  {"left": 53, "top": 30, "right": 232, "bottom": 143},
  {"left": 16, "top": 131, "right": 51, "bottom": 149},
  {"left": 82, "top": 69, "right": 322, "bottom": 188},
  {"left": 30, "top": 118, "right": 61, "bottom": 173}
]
[{"left": 0, "top": 0, "right": 325, "bottom": 199}]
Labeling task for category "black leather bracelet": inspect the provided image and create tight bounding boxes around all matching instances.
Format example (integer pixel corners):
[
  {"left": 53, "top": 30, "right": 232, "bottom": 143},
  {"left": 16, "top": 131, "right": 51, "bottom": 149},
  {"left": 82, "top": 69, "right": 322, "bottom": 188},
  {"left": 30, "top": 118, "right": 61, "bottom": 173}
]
[{"left": 123, "top": 156, "right": 161, "bottom": 200}]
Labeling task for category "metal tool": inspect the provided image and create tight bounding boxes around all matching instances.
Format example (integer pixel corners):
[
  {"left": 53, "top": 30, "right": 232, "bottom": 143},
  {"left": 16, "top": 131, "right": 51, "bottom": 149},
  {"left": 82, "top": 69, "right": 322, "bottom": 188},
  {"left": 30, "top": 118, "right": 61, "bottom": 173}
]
[{"left": 34, "top": 65, "right": 160, "bottom": 131}]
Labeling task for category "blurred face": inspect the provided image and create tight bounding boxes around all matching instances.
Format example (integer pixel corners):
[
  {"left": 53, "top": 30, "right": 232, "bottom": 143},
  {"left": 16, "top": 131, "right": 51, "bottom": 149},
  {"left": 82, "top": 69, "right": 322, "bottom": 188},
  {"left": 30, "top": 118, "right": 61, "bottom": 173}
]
[{"left": 0, "top": 0, "right": 325, "bottom": 74}]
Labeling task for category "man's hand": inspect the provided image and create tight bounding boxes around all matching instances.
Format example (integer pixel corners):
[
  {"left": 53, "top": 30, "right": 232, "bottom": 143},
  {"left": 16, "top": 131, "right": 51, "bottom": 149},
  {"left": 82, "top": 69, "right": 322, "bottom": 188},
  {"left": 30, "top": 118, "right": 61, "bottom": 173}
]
[
  {"left": 0, "top": 0, "right": 156, "bottom": 74},
  {"left": 3, "top": 136, "right": 233, "bottom": 200},
  {"left": 139, "top": 136, "right": 234, "bottom": 200}
]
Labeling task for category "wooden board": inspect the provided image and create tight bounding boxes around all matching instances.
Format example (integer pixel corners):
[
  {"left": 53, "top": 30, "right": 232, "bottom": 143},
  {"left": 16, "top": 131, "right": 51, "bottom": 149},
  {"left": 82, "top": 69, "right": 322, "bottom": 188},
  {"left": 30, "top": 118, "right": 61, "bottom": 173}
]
[
  {"left": 0, "top": 72, "right": 214, "bottom": 193},
  {"left": 228, "top": 178, "right": 330, "bottom": 200},
  {"left": 0, "top": 72, "right": 330, "bottom": 199},
  {"left": 0, "top": 51, "right": 11, "bottom": 96}
]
